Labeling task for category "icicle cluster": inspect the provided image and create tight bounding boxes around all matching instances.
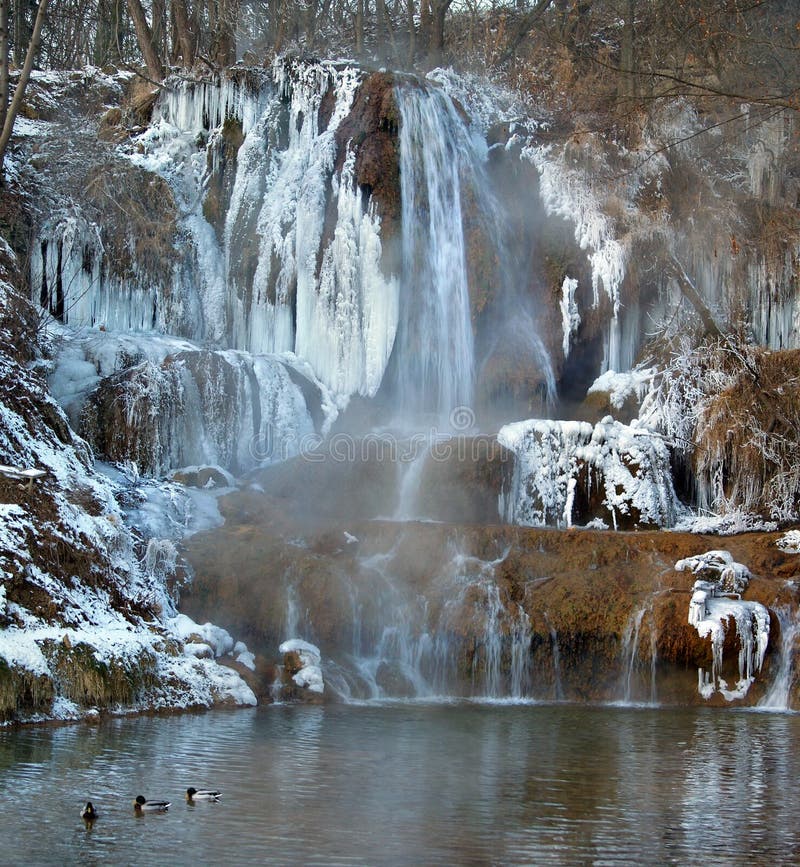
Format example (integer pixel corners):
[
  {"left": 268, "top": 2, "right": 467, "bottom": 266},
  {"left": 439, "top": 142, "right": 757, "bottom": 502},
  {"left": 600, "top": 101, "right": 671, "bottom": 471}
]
[
  {"left": 522, "top": 142, "right": 628, "bottom": 371},
  {"left": 678, "top": 550, "right": 770, "bottom": 700},
  {"left": 81, "top": 348, "right": 314, "bottom": 477}
]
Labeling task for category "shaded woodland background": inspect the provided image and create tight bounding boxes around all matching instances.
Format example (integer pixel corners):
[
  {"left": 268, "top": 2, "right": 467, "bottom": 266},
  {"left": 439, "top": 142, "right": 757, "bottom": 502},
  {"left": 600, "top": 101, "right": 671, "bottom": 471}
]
[{"left": 3, "top": 0, "right": 798, "bottom": 107}]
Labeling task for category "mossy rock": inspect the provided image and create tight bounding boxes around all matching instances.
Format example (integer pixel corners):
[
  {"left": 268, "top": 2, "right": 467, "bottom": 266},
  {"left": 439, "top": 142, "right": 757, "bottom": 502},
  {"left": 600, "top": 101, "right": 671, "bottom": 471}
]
[
  {"left": 42, "top": 640, "right": 158, "bottom": 709},
  {"left": 0, "top": 657, "right": 55, "bottom": 721}
]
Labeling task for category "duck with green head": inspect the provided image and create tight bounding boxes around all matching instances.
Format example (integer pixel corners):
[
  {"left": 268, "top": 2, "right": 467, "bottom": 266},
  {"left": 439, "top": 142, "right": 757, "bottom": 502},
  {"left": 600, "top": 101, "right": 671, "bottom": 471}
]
[{"left": 134, "top": 795, "right": 170, "bottom": 813}]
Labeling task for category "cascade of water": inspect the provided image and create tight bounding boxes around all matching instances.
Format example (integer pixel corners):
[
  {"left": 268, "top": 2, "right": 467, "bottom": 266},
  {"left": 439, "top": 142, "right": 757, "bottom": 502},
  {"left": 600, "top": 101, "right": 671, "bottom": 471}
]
[
  {"left": 284, "top": 580, "right": 302, "bottom": 640},
  {"left": 394, "top": 85, "right": 476, "bottom": 420},
  {"left": 509, "top": 607, "right": 532, "bottom": 698},
  {"left": 620, "top": 607, "right": 646, "bottom": 703},
  {"left": 290, "top": 538, "right": 535, "bottom": 700},
  {"left": 648, "top": 609, "right": 658, "bottom": 704},
  {"left": 545, "top": 614, "right": 564, "bottom": 700},
  {"left": 759, "top": 604, "right": 800, "bottom": 710},
  {"left": 393, "top": 443, "right": 430, "bottom": 520}
]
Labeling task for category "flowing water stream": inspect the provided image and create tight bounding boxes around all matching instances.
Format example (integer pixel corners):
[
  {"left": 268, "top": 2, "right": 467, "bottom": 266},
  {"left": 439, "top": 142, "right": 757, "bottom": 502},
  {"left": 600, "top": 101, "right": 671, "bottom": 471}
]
[{"left": 2, "top": 703, "right": 800, "bottom": 865}]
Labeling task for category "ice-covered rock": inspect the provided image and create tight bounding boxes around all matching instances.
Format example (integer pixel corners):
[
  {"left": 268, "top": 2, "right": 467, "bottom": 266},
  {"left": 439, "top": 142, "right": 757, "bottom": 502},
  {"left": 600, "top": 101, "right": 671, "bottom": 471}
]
[
  {"left": 678, "top": 551, "right": 769, "bottom": 701},
  {"left": 498, "top": 417, "right": 681, "bottom": 529}
]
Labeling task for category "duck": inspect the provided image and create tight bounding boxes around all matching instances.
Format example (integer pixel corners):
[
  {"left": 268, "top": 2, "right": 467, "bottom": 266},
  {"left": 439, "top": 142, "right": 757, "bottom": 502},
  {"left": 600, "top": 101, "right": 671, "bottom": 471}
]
[
  {"left": 81, "top": 802, "right": 98, "bottom": 821},
  {"left": 186, "top": 787, "right": 222, "bottom": 802},
  {"left": 133, "top": 795, "right": 171, "bottom": 813}
]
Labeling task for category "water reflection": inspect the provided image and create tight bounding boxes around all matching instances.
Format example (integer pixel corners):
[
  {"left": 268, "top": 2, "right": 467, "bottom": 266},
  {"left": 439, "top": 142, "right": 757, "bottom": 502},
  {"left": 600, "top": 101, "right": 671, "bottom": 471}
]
[{"left": 1, "top": 704, "right": 799, "bottom": 864}]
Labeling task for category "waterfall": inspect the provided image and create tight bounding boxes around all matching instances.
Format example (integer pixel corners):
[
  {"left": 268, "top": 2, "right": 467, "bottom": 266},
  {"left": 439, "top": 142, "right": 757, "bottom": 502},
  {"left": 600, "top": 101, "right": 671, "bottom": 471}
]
[
  {"left": 393, "top": 443, "right": 429, "bottom": 520},
  {"left": 619, "top": 607, "right": 647, "bottom": 704},
  {"left": 393, "top": 85, "right": 477, "bottom": 421},
  {"left": 509, "top": 608, "right": 532, "bottom": 698},
  {"left": 281, "top": 537, "right": 535, "bottom": 700},
  {"left": 545, "top": 615, "right": 565, "bottom": 700},
  {"left": 760, "top": 605, "right": 800, "bottom": 710}
]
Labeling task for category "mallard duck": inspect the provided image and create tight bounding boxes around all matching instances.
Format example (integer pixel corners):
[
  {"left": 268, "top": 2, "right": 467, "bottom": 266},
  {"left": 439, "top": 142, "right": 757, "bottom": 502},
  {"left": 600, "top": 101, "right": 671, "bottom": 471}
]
[
  {"left": 134, "top": 795, "right": 171, "bottom": 813},
  {"left": 81, "top": 802, "right": 98, "bottom": 821},
  {"left": 186, "top": 787, "right": 221, "bottom": 802}
]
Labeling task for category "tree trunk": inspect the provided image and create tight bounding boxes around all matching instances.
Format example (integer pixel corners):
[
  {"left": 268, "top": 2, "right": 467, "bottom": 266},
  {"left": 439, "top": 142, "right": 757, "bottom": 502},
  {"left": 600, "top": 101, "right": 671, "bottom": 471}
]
[
  {"left": 426, "top": 0, "right": 451, "bottom": 66},
  {"left": 492, "top": 0, "right": 553, "bottom": 68},
  {"left": 0, "top": 0, "right": 9, "bottom": 136},
  {"left": 12, "top": 0, "right": 33, "bottom": 66},
  {"left": 406, "top": 0, "right": 415, "bottom": 66},
  {"left": 418, "top": 0, "right": 430, "bottom": 54},
  {"left": 304, "top": 0, "right": 319, "bottom": 50},
  {"left": 355, "top": 0, "right": 365, "bottom": 56},
  {"left": 127, "top": 0, "right": 164, "bottom": 79},
  {"left": 618, "top": 0, "right": 636, "bottom": 102},
  {"left": 152, "top": 0, "right": 167, "bottom": 61},
  {"left": 95, "top": 0, "right": 126, "bottom": 64},
  {"left": 211, "top": 0, "right": 239, "bottom": 66},
  {"left": 0, "top": 0, "right": 48, "bottom": 177},
  {"left": 172, "top": 0, "right": 195, "bottom": 67}
]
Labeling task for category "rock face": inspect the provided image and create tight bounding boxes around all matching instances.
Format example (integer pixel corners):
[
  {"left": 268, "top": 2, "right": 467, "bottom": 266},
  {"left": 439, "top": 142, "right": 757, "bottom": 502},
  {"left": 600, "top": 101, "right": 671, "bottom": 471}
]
[
  {"left": 5, "top": 57, "right": 800, "bottom": 721},
  {"left": 183, "top": 475, "right": 800, "bottom": 708},
  {"left": 498, "top": 418, "right": 681, "bottom": 529},
  {"left": 80, "top": 348, "right": 316, "bottom": 477}
]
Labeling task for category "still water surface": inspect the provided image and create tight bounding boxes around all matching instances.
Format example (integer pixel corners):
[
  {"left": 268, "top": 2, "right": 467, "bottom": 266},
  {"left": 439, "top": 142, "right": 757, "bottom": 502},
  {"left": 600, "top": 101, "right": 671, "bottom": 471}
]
[{"left": 1, "top": 702, "right": 799, "bottom": 865}]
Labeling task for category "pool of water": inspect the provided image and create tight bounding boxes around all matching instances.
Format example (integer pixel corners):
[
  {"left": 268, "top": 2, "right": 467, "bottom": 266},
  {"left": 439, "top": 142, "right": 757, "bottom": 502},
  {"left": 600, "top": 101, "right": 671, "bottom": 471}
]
[{"left": 2, "top": 701, "right": 799, "bottom": 865}]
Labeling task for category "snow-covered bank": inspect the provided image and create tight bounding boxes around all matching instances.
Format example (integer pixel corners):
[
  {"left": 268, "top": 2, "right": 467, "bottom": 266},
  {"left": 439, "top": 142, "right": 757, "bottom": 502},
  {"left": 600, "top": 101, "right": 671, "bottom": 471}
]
[{"left": 0, "top": 270, "right": 257, "bottom": 724}]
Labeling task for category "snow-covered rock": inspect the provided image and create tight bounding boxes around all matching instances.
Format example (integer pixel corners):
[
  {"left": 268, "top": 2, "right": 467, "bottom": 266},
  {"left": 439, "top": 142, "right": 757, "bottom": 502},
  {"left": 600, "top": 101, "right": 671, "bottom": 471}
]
[
  {"left": 279, "top": 638, "right": 324, "bottom": 694},
  {"left": 498, "top": 417, "right": 682, "bottom": 529},
  {"left": 678, "top": 551, "right": 769, "bottom": 701}
]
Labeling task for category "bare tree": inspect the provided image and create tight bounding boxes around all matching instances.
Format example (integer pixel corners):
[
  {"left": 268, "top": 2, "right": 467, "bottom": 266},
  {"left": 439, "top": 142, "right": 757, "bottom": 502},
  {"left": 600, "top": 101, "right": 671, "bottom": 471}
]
[
  {"left": 0, "top": 0, "right": 49, "bottom": 178},
  {"left": 126, "top": 0, "right": 164, "bottom": 78}
]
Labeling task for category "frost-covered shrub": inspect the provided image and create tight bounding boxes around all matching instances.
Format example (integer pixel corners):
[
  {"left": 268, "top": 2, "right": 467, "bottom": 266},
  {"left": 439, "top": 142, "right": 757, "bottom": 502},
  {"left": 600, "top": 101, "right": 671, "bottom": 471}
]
[{"left": 641, "top": 338, "right": 800, "bottom": 522}]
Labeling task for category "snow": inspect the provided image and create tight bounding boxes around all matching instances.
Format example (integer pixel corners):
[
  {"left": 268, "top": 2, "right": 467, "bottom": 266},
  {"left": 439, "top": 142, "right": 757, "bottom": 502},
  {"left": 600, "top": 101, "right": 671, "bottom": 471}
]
[
  {"left": 522, "top": 141, "right": 628, "bottom": 370},
  {"left": 234, "top": 640, "right": 256, "bottom": 671},
  {"left": 777, "top": 530, "right": 800, "bottom": 554},
  {"left": 588, "top": 368, "right": 657, "bottom": 412},
  {"left": 425, "top": 67, "right": 529, "bottom": 135},
  {"left": 170, "top": 613, "right": 235, "bottom": 657},
  {"left": 559, "top": 276, "right": 580, "bottom": 358},
  {"left": 113, "top": 59, "right": 400, "bottom": 411},
  {"left": 679, "top": 550, "right": 769, "bottom": 700},
  {"left": 46, "top": 326, "right": 317, "bottom": 477}
]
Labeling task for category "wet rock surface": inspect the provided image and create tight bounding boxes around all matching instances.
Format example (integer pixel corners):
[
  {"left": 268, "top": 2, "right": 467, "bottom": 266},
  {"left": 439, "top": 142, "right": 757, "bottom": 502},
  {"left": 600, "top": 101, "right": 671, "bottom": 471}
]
[{"left": 183, "top": 478, "right": 800, "bottom": 707}]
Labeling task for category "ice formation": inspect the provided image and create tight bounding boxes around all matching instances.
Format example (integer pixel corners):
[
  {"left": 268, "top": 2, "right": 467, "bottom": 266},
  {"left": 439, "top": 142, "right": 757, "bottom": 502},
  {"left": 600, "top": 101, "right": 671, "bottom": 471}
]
[
  {"left": 560, "top": 276, "right": 580, "bottom": 358},
  {"left": 522, "top": 141, "right": 628, "bottom": 371},
  {"left": 29, "top": 59, "right": 400, "bottom": 415},
  {"left": 679, "top": 551, "right": 770, "bottom": 700},
  {"left": 47, "top": 328, "right": 317, "bottom": 476},
  {"left": 777, "top": 530, "right": 800, "bottom": 554},
  {"left": 498, "top": 417, "right": 681, "bottom": 528}
]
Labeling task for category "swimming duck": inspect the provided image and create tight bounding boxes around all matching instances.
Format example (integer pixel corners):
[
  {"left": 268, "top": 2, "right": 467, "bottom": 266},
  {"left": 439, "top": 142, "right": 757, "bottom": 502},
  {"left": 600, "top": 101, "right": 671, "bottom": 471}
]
[
  {"left": 134, "top": 795, "right": 171, "bottom": 813},
  {"left": 81, "top": 802, "right": 98, "bottom": 821},
  {"left": 186, "top": 787, "right": 221, "bottom": 802}
]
